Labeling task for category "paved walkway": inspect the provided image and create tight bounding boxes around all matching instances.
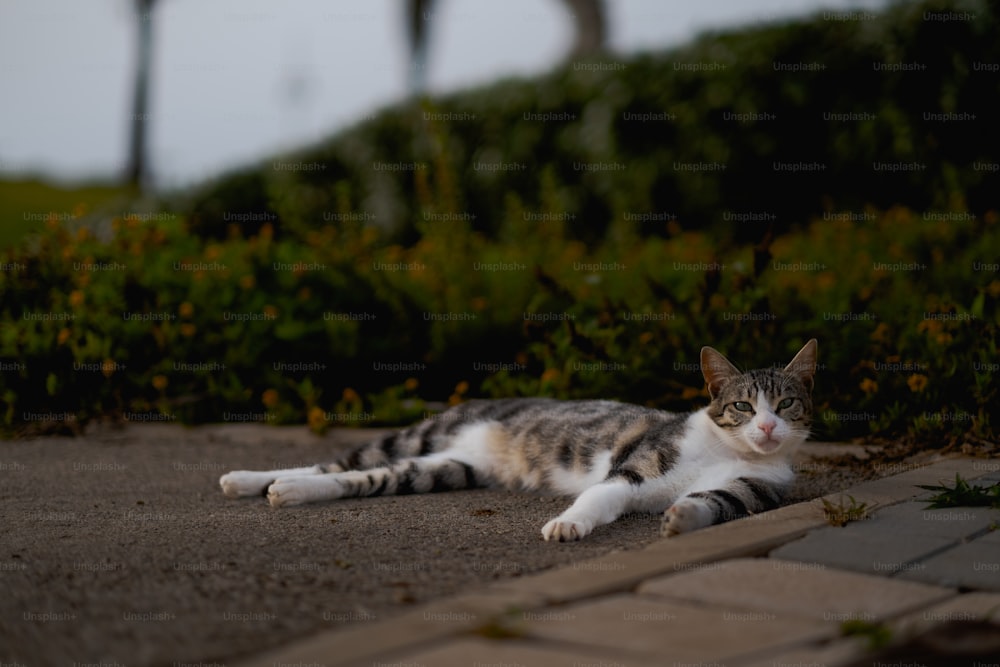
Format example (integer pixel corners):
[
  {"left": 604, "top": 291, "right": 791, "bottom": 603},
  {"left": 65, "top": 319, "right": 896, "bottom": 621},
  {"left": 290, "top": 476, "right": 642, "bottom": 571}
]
[{"left": 238, "top": 457, "right": 1000, "bottom": 667}]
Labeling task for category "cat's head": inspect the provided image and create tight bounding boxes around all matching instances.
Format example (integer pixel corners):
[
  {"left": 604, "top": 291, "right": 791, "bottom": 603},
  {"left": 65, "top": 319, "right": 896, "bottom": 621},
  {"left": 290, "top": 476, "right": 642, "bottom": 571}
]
[{"left": 701, "top": 339, "right": 817, "bottom": 457}]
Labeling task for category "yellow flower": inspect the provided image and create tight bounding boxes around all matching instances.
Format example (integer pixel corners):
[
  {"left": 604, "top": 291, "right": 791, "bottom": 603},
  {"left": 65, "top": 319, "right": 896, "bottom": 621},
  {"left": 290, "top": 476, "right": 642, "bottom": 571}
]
[
  {"left": 57, "top": 328, "right": 72, "bottom": 346},
  {"left": 69, "top": 290, "right": 85, "bottom": 308},
  {"left": 870, "top": 323, "right": 890, "bottom": 343},
  {"left": 907, "top": 374, "right": 928, "bottom": 393},
  {"left": 307, "top": 406, "right": 327, "bottom": 432},
  {"left": 152, "top": 374, "right": 168, "bottom": 390},
  {"left": 179, "top": 302, "right": 194, "bottom": 319},
  {"left": 261, "top": 389, "right": 280, "bottom": 408},
  {"left": 859, "top": 378, "right": 878, "bottom": 395},
  {"left": 681, "top": 386, "right": 704, "bottom": 400}
]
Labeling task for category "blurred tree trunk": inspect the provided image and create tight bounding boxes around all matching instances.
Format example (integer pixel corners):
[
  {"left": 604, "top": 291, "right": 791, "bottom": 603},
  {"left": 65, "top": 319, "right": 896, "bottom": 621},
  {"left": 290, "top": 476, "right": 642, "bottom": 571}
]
[{"left": 125, "top": 0, "right": 156, "bottom": 190}]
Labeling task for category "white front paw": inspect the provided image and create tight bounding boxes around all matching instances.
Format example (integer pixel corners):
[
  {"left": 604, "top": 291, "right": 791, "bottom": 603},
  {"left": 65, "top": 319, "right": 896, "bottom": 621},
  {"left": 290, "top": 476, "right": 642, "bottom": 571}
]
[
  {"left": 220, "top": 471, "right": 274, "bottom": 498},
  {"left": 541, "top": 517, "right": 594, "bottom": 542},
  {"left": 267, "top": 478, "right": 312, "bottom": 508},
  {"left": 661, "top": 499, "right": 712, "bottom": 537}
]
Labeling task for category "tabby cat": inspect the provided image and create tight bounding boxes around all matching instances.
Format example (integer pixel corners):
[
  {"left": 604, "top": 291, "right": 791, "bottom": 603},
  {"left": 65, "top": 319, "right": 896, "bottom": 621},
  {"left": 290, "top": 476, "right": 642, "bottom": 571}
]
[{"left": 220, "top": 340, "right": 817, "bottom": 541}]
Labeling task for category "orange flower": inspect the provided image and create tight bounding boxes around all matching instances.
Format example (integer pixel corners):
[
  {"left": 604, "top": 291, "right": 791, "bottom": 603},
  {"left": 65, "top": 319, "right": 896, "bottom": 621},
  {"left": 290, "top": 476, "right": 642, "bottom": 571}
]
[
  {"left": 152, "top": 374, "right": 168, "bottom": 390},
  {"left": 454, "top": 380, "right": 469, "bottom": 395},
  {"left": 101, "top": 359, "right": 118, "bottom": 379},
  {"left": 859, "top": 378, "right": 878, "bottom": 395},
  {"left": 262, "top": 304, "right": 279, "bottom": 319},
  {"left": 342, "top": 388, "right": 361, "bottom": 403},
  {"left": 179, "top": 302, "right": 194, "bottom": 319},
  {"left": 239, "top": 275, "right": 256, "bottom": 290},
  {"left": 261, "top": 389, "right": 280, "bottom": 408},
  {"left": 540, "top": 368, "right": 560, "bottom": 384},
  {"left": 404, "top": 378, "right": 420, "bottom": 392},
  {"left": 907, "top": 374, "right": 928, "bottom": 393},
  {"left": 57, "top": 328, "right": 72, "bottom": 345},
  {"left": 180, "top": 323, "right": 197, "bottom": 337},
  {"left": 69, "top": 290, "right": 85, "bottom": 308}
]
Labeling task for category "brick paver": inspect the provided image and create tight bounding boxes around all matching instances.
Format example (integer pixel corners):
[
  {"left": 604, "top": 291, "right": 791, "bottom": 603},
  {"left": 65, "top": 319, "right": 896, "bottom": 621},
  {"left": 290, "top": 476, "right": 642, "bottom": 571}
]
[{"left": 235, "top": 457, "right": 1000, "bottom": 667}]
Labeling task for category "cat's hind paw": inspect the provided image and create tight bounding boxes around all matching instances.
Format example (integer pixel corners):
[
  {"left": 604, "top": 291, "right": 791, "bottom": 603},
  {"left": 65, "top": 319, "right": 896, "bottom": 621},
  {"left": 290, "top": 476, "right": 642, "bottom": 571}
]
[
  {"left": 541, "top": 517, "right": 593, "bottom": 542},
  {"left": 661, "top": 499, "right": 713, "bottom": 537}
]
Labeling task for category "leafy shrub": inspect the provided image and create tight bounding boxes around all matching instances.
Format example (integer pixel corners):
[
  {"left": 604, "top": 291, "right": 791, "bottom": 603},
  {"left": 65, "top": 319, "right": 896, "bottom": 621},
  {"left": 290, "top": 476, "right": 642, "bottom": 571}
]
[{"left": 1, "top": 0, "right": 996, "bottom": 448}]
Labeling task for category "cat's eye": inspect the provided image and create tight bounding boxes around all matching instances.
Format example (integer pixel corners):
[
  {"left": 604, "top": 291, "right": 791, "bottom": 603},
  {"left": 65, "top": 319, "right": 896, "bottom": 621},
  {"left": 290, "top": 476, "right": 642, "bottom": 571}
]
[
  {"left": 733, "top": 401, "right": 754, "bottom": 412},
  {"left": 777, "top": 398, "right": 794, "bottom": 410}
]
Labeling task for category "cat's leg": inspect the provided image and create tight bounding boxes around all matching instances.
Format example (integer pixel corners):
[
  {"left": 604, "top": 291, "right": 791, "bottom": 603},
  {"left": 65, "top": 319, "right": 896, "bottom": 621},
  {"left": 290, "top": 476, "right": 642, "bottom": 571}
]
[
  {"left": 541, "top": 480, "right": 634, "bottom": 541},
  {"left": 661, "top": 475, "right": 786, "bottom": 537},
  {"left": 267, "top": 455, "right": 485, "bottom": 507},
  {"left": 219, "top": 465, "right": 325, "bottom": 498}
]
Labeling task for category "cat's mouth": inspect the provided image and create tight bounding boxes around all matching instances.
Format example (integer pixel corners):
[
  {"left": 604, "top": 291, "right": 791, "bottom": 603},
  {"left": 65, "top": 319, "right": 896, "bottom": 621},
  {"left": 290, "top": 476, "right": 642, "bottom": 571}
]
[{"left": 752, "top": 437, "right": 782, "bottom": 454}]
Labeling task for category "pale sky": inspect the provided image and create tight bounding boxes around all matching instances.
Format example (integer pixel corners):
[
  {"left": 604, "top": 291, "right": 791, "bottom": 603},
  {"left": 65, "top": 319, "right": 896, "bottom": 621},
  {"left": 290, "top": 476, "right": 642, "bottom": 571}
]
[{"left": 0, "top": 0, "right": 886, "bottom": 189}]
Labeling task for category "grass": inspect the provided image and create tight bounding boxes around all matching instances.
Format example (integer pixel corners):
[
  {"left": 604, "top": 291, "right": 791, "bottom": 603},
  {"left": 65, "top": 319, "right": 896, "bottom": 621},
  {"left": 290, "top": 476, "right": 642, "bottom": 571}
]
[
  {"left": 0, "top": 178, "right": 129, "bottom": 249},
  {"left": 821, "top": 495, "right": 874, "bottom": 527},
  {"left": 918, "top": 474, "right": 1000, "bottom": 510}
]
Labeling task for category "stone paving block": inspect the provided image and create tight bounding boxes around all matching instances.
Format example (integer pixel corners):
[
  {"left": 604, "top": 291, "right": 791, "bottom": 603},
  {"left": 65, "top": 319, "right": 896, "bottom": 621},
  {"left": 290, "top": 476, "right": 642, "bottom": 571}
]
[
  {"left": 492, "top": 499, "right": 828, "bottom": 604},
  {"left": 392, "top": 637, "right": 659, "bottom": 667},
  {"left": 522, "top": 593, "right": 833, "bottom": 663},
  {"left": 898, "top": 541, "right": 1000, "bottom": 592},
  {"left": 888, "top": 591, "right": 1000, "bottom": 640},
  {"left": 826, "top": 458, "right": 988, "bottom": 507},
  {"left": 769, "top": 529, "right": 956, "bottom": 577},
  {"left": 236, "top": 589, "right": 545, "bottom": 667},
  {"left": 735, "top": 636, "right": 870, "bottom": 667},
  {"left": 638, "top": 558, "right": 955, "bottom": 622},
  {"left": 833, "top": 501, "right": 1000, "bottom": 542}
]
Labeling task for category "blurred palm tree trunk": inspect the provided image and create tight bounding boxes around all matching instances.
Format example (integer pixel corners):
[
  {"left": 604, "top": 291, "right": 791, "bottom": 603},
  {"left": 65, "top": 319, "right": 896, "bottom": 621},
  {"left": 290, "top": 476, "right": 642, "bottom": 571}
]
[{"left": 125, "top": 0, "right": 156, "bottom": 190}]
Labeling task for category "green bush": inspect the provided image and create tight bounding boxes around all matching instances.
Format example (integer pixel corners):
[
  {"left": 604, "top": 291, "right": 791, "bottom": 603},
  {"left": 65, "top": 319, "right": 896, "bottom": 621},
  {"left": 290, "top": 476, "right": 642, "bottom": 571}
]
[
  {"left": 1, "top": 0, "right": 997, "bottom": 448},
  {"left": 1, "top": 206, "right": 996, "bottom": 444}
]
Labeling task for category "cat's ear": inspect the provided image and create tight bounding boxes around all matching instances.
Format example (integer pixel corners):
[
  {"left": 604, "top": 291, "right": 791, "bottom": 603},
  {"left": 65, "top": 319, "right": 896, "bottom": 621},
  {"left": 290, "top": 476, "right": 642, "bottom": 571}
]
[
  {"left": 700, "top": 346, "right": 741, "bottom": 398},
  {"left": 784, "top": 338, "right": 818, "bottom": 391}
]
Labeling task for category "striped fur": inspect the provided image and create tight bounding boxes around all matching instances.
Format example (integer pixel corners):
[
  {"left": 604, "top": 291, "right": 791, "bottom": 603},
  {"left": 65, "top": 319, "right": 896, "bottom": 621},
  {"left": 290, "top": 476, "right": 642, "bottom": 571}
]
[{"left": 220, "top": 340, "right": 818, "bottom": 541}]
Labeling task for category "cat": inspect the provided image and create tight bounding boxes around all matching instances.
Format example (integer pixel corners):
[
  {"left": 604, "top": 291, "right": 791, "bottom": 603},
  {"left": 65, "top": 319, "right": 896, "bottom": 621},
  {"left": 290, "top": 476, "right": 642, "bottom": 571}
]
[{"left": 220, "top": 339, "right": 817, "bottom": 541}]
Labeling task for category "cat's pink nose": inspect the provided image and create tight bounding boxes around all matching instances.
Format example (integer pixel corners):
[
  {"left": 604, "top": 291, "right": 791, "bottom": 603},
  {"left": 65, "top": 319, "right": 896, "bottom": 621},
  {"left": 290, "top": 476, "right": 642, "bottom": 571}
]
[{"left": 758, "top": 421, "right": 776, "bottom": 436}]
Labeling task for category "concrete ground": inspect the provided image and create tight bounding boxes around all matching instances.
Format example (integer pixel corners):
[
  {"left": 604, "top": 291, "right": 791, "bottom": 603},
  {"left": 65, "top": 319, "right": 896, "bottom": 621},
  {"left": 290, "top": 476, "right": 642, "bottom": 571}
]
[{"left": 0, "top": 423, "right": 975, "bottom": 666}]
